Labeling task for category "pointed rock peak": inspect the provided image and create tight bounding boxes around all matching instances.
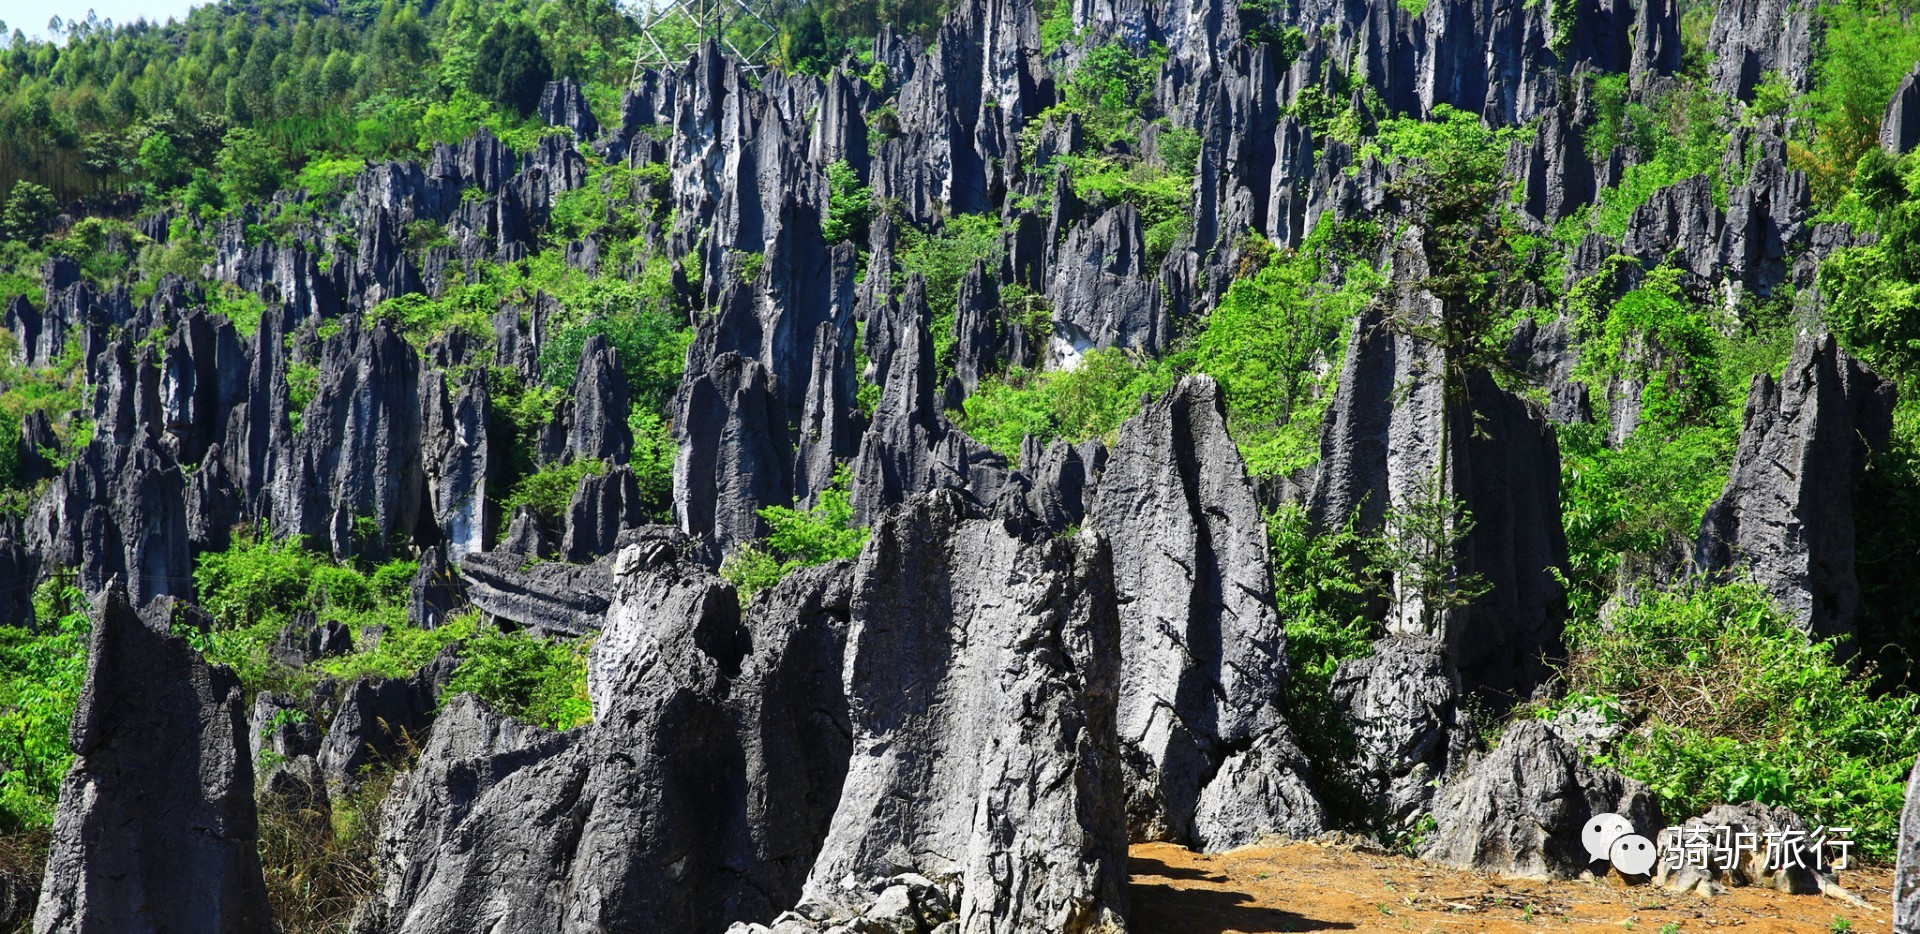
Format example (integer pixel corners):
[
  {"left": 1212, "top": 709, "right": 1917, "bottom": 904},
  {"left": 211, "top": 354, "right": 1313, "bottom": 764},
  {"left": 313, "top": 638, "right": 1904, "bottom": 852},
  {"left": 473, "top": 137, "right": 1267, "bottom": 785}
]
[
  {"left": 1696, "top": 332, "right": 1895, "bottom": 643},
  {"left": 538, "top": 77, "right": 601, "bottom": 141},
  {"left": 35, "top": 577, "right": 271, "bottom": 933},
  {"left": 1091, "top": 375, "right": 1323, "bottom": 849}
]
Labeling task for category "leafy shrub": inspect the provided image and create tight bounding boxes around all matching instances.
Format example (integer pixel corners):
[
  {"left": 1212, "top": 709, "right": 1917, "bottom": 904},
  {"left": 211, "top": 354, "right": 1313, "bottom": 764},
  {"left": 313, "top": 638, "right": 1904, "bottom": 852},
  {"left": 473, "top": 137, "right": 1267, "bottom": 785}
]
[
  {"left": 721, "top": 469, "right": 868, "bottom": 602},
  {"left": 1050, "top": 42, "right": 1168, "bottom": 148},
  {"left": 194, "top": 534, "right": 325, "bottom": 630},
  {"left": 1572, "top": 265, "right": 1727, "bottom": 429},
  {"left": 445, "top": 625, "right": 592, "bottom": 730},
  {"left": 956, "top": 348, "right": 1178, "bottom": 462},
  {"left": 1196, "top": 232, "right": 1377, "bottom": 476},
  {"left": 0, "top": 583, "right": 89, "bottom": 831},
  {"left": 1797, "top": 2, "right": 1920, "bottom": 207},
  {"left": 822, "top": 159, "right": 872, "bottom": 244},
  {"left": 499, "top": 458, "right": 606, "bottom": 533},
  {"left": 1544, "top": 584, "right": 1920, "bottom": 861},
  {"left": 894, "top": 212, "right": 1004, "bottom": 373}
]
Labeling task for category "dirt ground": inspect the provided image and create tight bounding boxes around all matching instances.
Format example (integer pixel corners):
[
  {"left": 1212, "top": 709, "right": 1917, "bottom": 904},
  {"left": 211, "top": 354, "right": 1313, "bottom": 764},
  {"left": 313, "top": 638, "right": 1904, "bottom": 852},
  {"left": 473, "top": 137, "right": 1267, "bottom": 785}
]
[{"left": 1128, "top": 840, "right": 1897, "bottom": 933}]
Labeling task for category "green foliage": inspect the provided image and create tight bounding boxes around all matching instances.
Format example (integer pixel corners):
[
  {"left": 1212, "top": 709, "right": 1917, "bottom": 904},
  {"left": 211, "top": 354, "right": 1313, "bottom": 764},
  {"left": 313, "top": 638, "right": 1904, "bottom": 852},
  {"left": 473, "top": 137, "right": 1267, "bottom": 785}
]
[
  {"left": 1059, "top": 153, "right": 1192, "bottom": 263},
  {"left": 1268, "top": 505, "right": 1379, "bottom": 824},
  {"left": 286, "top": 360, "right": 321, "bottom": 431},
  {"left": 1558, "top": 421, "right": 1733, "bottom": 618},
  {"left": 1822, "top": 151, "right": 1920, "bottom": 376},
  {"left": 215, "top": 128, "right": 287, "bottom": 208},
  {"left": 1371, "top": 106, "right": 1536, "bottom": 393},
  {"left": 1573, "top": 265, "right": 1727, "bottom": 429},
  {"left": 188, "top": 530, "right": 594, "bottom": 741},
  {"left": 0, "top": 582, "right": 89, "bottom": 831},
  {"left": 469, "top": 18, "right": 552, "bottom": 117},
  {"left": 500, "top": 457, "right": 605, "bottom": 533},
  {"left": 1196, "top": 230, "right": 1379, "bottom": 475},
  {"left": 209, "top": 282, "right": 269, "bottom": 336},
  {"left": 956, "top": 348, "right": 1179, "bottom": 461},
  {"left": 1397, "top": 0, "right": 1430, "bottom": 17},
  {"left": 1047, "top": 41, "right": 1168, "bottom": 149},
  {"left": 821, "top": 159, "right": 872, "bottom": 244},
  {"left": 445, "top": 625, "right": 592, "bottom": 730},
  {"left": 0, "top": 181, "right": 53, "bottom": 243},
  {"left": 194, "top": 533, "right": 326, "bottom": 631},
  {"left": 1797, "top": 0, "right": 1920, "bottom": 207},
  {"left": 1579, "top": 84, "right": 1730, "bottom": 239},
  {"left": 1546, "top": 584, "right": 1920, "bottom": 862},
  {"left": 721, "top": 468, "right": 868, "bottom": 602},
  {"left": 894, "top": 211, "right": 1004, "bottom": 374}
]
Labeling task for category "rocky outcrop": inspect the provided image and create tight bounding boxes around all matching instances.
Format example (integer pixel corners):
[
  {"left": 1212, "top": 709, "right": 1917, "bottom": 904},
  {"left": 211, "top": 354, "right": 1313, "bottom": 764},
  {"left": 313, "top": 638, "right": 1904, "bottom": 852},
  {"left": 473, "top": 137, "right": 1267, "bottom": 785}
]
[
  {"left": 1706, "top": 0, "right": 1815, "bottom": 101},
  {"left": 1088, "top": 377, "right": 1323, "bottom": 850},
  {"left": 1331, "top": 636, "right": 1469, "bottom": 829},
  {"left": 1047, "top": 203, "right": 1166, "bottom": 368},
  {"left": 317, "top": 648, "right": 459, "bottom": 789},
  {"left": 674, "top": 352, "right": 793, "bottom": 564},
  {"left": 538, "top": 78, "right": 601, "bottom": 141},
  {"left": 277, "top": 319, "right": 425, "bottom": 560},
  {"left": 849, "top": 286, "right": 1018, "bottom": 523},
  {"left": 1898, "top": 755, "right": 1920, "bottom": 932},
  {"left": 1884, "top": 65, "right": 1920, "bottom": 156},
  {"left": 457, "top": 549, "right": 615, "bottom": 635},
  {"left": 1309, "top": 255, "right": 1569, "bottom": 705},
  {"left": 564, "top": 334, "right": 633, "bottom": 466},
  {"left": 353, "top": 543, "right": 853, "bottom": 933},
  {"left": 33, "top": 581, "right": 271, "bottom": 934},
  {"left": 795, "top": 492, "right": 1129, "bottom": 932},
  {"left": 560, "top": 466, "right": 651, "bottom": 563},
  {"left": 1695, "top": 333, "right": 1896, "bottom": 644},
  {"left": 1419, "top": 719, "right": 1659, "bottom": 880}
]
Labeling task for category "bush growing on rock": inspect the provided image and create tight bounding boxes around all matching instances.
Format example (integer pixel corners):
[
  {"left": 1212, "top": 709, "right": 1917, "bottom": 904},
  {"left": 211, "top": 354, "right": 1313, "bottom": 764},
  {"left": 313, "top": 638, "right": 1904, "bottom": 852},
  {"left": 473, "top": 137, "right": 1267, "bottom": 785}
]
[{"left": 1541, "top": 583, "right": 1920, "bottom": 862}]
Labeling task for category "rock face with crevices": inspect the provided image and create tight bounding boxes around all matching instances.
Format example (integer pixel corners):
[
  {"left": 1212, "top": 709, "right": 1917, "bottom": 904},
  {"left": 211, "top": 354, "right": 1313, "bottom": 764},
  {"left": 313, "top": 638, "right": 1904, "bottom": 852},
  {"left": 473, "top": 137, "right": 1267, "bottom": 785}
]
[
  {"left": 1087, "top": 376, "right": 1323, "bottom": 850},
  {"left": 1419, "top": 720, "right": 1659, "bottom": 880},
  {"left": 1898, "top": 755, "right": 1920, "bottom": 931},
  {"left": 1695, "top": 332, "right": 1896, "bottom": 643},
  {"left": 353, "top": 545, "right": 853, "bottom": 934},
  {"left": 33, "top": 581, "right": 270, "bottom": 934},
  {"left": 794, "top": 491, "right": 1129, "bottom": 933}
]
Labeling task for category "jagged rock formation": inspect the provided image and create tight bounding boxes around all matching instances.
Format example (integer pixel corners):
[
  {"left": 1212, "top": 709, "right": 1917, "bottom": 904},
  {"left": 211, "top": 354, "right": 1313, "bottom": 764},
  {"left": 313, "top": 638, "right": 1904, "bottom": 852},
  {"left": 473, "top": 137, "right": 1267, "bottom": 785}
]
[
  {"left": 1695, "top": 333, "right": 1896, "bottom": 643},
  {"left": 1309, "top": 240, "right": 1569, "bottom": 705},
  {"left": 353, "top": 544, "right": 852, "bottom": 933},
  {"left": 1885, "top": 64, "right": 1920, "bottom": 155},
  {"left": 1898, "top": 755, "right": 1920, "bottom": 932},
  {"left": 1087, "top": 377, "right": 1323, "bottom": 849},
  {"left": 1331, "top": 636, "right": 1469, "bottom": 828},
  {"left": 794, "top": 492, "right": 1129, "bottom": 932},
  {"left": 1419, "top": 720, "right": 1659, "bottom": 880},
  {"left": 33, "top": 581, "right": 271, "bottom": 934}
]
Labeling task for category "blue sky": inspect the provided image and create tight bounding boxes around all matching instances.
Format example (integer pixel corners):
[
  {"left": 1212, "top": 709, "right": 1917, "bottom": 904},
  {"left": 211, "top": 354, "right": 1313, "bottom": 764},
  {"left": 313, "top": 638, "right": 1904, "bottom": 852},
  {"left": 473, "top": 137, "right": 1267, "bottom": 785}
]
[{"left": 4, "top": 1, "right": 204, "bottom": 41}]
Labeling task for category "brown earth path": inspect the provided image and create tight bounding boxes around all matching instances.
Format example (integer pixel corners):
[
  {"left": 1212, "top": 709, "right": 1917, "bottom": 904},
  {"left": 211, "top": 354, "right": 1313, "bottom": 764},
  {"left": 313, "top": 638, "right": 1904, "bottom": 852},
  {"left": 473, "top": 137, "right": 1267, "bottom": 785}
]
[{"left": 1128, "top": 841, "right": 1896, "bottom": 934}]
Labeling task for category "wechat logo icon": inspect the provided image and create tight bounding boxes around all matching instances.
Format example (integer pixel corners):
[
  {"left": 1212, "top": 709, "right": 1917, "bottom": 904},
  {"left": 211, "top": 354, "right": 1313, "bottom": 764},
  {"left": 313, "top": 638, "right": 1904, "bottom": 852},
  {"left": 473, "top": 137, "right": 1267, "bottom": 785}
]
[{"left": 1582, "top": 812, "right": 1657, "bottom": 875}]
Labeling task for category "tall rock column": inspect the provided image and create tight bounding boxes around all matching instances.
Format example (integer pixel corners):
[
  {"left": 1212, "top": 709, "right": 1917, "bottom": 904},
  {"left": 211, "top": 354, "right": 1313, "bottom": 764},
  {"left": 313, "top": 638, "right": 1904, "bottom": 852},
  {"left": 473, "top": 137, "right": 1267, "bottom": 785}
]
[
  {"left": 34, "top": 581, "right": 271, "bottom": 934},
  {"left": 1696, "top": 332, "right": 1896, "bottom": 644},
  {"left": 1088, "top": 376, "right": 1325, "bottom": 850},
  {"left": 798, "top": 492, "right": 1130, "bottom": 932}
]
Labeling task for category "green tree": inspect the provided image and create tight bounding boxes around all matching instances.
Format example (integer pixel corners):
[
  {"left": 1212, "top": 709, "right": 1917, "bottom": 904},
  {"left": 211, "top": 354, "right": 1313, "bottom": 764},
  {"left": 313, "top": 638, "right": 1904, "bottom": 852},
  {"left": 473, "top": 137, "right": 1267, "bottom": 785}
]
[
  {"left": 1, "top": 181, "right": 54, "bottom": 242},
  {"left": 469, "top": 19, "right": 550, "bottom": 117},
  {"left": 214, "top": 128, "right": 285, "bottom": 206}
]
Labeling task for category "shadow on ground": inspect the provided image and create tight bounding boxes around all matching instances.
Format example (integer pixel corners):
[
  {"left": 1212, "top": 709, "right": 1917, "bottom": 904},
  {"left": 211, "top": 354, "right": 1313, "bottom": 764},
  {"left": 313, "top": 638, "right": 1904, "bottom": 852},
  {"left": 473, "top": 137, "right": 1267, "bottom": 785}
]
[{"left": 1128, "top": 855, "right": 1359, "bottom": 933}]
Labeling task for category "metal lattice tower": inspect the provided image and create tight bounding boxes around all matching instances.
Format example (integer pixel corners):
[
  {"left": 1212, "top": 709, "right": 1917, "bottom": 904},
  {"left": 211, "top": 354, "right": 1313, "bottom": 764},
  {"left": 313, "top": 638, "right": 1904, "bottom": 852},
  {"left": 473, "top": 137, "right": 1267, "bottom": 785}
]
[{"left": 627, "top": 0, "right": 779, "bottom": 82}]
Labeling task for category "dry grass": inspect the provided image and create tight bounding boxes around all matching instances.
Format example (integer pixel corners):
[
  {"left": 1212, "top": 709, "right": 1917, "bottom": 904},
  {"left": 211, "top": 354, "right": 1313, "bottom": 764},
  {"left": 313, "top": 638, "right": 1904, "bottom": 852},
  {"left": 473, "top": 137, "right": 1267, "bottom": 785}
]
[
  {"left": 258, "top": 771, "right": 396, "bottom": 934},
  {"left": 0, "top": 830, "right": 46, "bottom": 932}
]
